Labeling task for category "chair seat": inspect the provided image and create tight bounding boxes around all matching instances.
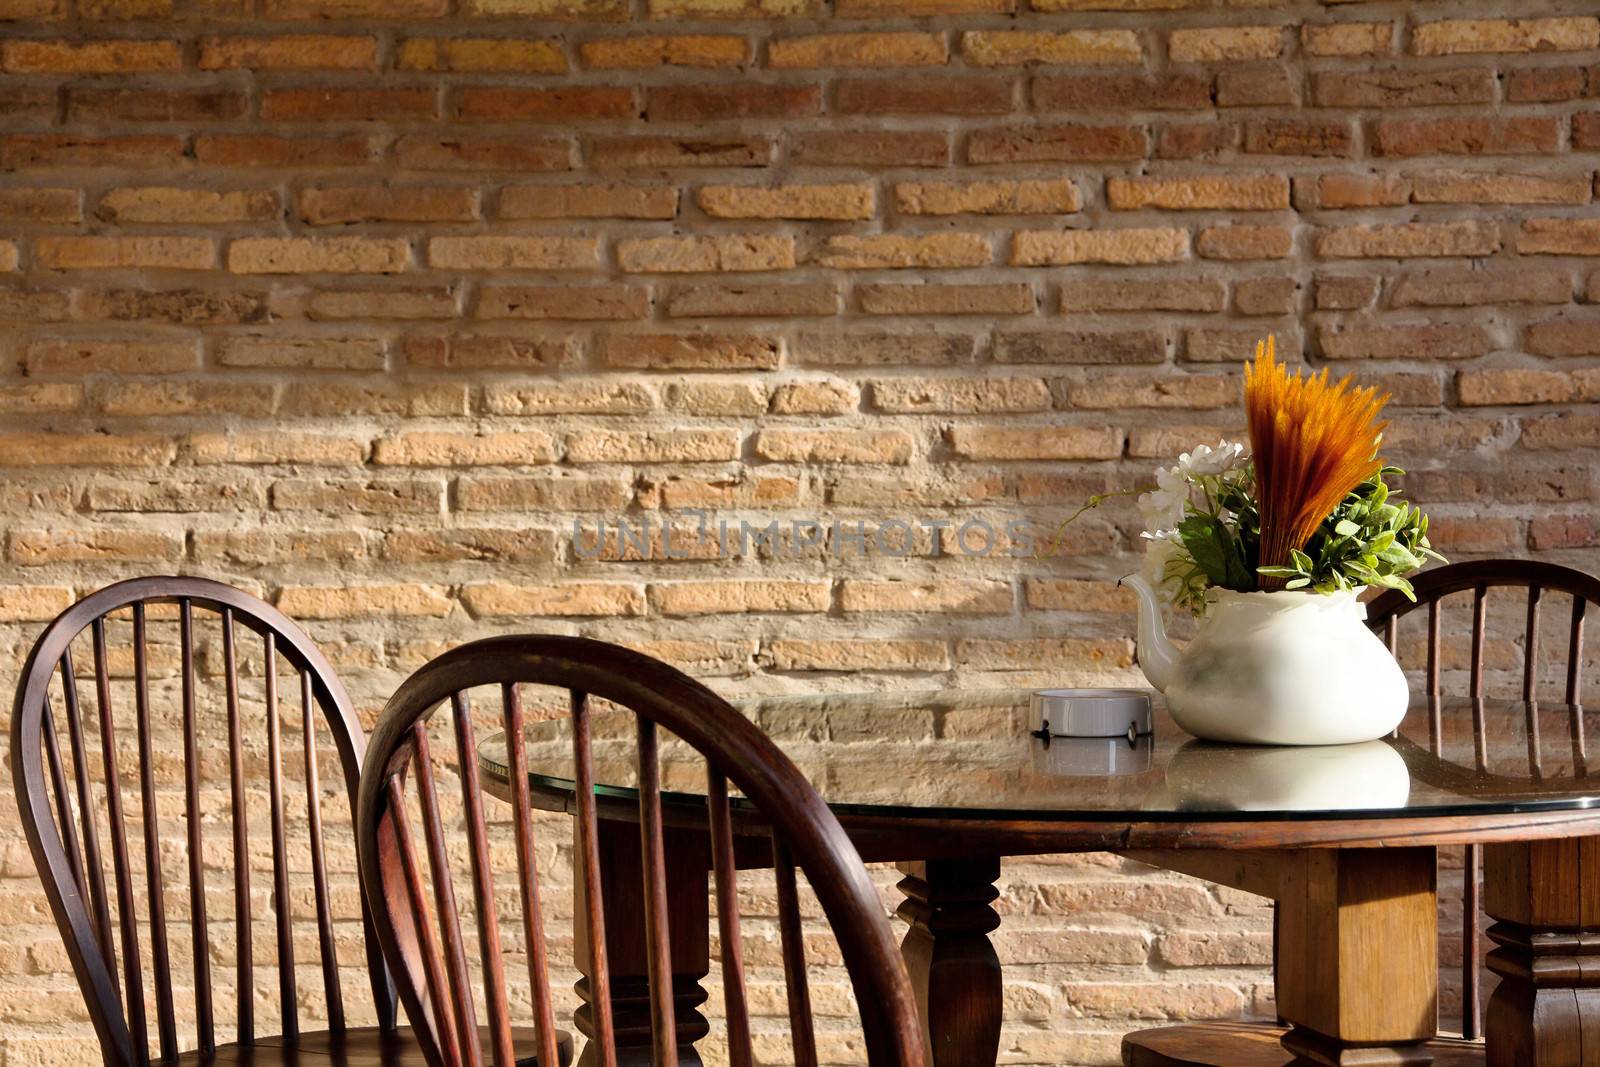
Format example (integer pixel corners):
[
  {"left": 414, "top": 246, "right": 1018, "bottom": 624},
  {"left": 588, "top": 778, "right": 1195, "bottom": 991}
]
[{"left": 183, "top": 1027, "right": 573, "bottom": 1067}]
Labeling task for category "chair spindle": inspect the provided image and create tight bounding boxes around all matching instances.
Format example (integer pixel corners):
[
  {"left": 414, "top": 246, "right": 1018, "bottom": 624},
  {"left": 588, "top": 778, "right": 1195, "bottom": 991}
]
[
  {"left": 93, "top": 618, "right": 149, "bottom": 1063},
  {"left": 133, "top": 605, "right": 178, "bottom": 1062},
  {"left": 179, "top": 600, "right": 215, "bottom": 1054},
  {"left": 637, "top": 717, "right": 680, "bottom": 1067},
  {"left": 452, "top": 691, "right": 516, "bottom": 1067},
  {"left": 707, "top": 768, "right": 753, "bottom": 1067},
  {"left": 572, "top": 689, "right": 618, "bottom": 1067},
  {"left": 501, "top": 684, "right": 560, "bottom": 1067},
  {"left": 774, "top": 836, "right": 818, "bottom": 1067},
  {"left": 413, "top": 723, "right": 483, "bottom": 1067}
]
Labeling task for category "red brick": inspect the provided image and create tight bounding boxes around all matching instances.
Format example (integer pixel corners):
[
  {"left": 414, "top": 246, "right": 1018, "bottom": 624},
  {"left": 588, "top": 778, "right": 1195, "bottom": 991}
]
[
  {"left": 1410, "top": 169, "right": 1589, "bottom": 205},
  {"left": 1217, "top": 66, "right": 1296, "bottom": 108},
  {"left": 1058, "top": 279, "right": 1223, "bottom": 314},
  {"left": 993, "top": 329, "right": 1165, "bottom": 365},
  {"left": 1312, "top": 69, "right": 1494, "bottom": 108},
  {"left": 0, "top": 188, "right": 81, "bottom": 223},
  {"left": 261, "top": 87, "right": 439, "bottom": 122},
  {"left": 198, "top": 35, "right": 378, "bottom": 70},
  {"left": 1507, "top": 67, "right": 1587, "bottom": 103},
  {"left": 1317, "top": 323, "right": 1494, "bottom": 361},
  {"left": 667, "top": 283, "right": 836, "bottom": 317},
  {"left": 1523, "top": 414, "right": 1600, "bottom": 451},
  {"left": 500, "top": 183, "right": 677, "bottom": 219},
  {"left": 578, "top": 35, "right": 746, "bottom": 70},
  {"left": 82, "top": 288, "right": 267, "bottom": 324},
  {"left": 1, "top": 38, "right": 178, "bottom": 73},
  {"left": 836, "top": 76, "right": 1014, "bottom": 116},
  {"left": 400, "top": 36, "right": 567, "bottom": 72},
  {"left": 98, "top": 187, "right": 280, "bottom": 224},
  {"left": 196, "top": 134, "right": 378, "bottom": 168},
  {"left": 1372, "top": 117, "right": 1561, "bottom": 157},
  {"left": 1, "top": 134, "right": 185, "bottom": 169},
  {"left": 404, "top": 333, "right": 576, "bottom": 370},
  {"left": 458, "top": 86, "right": 636, "bottom": 122},
  {"left": 1520, "top": 219, "right": 1600, "bottom": 256},
  {"left": 265, "top": 0, "right": 446, "bottom": 14},
  {"left": 598, "top": 333, "right": 779, "bottom": 370},
  {"left": 78, "top": 0, "right": 172, "bottom": 16},
  {"left": 0, "top": 0, "right": 65, "bottom": 16},
  {"left": 0, "top": 86, "right": 57, "bottom": 122},
  {"left": 66, "top": 88, "right": 247, "bottom": 123},
  {"left": 1574, "top": 113, "right": 1600, "bottom": 151},
  {"left": 1155, "top": 122, "right": 1237, "bottom": 160},
  {"left": 300, "top": 186, "right": 480, "bottom": 224},
  {"left": 395, "top": 134, "right": 573, "bottom": 171},
  {"left": 1195, "top": 226, "right": 1292, "bottom": 261},
  {"left": 588, "top": 135, "right": 771, "bottom": 169},
  {"left": 1391, "top": 269, "right": 1571, "bottom": 308},
  {"left": 647, "top": 83, "right": 819, "bottom": 121},
  {"left": 1530, "top": 516, "right": 1600, "bottom": 550},
  {"left": 479, "top": 284, "right": 650, "bottom": 320},
  {"left": 790, "top": 130, "right": 948, "bottom": 167},
  {"left": 1033, "top": 73, "right": 1210, "bottom": 111},
  {"left": 1294, "top": 173, "right": 1411, "bottom": 210},
  {"left": 1234, "top": 277, "right": 1297, "bottom": 316},
  {"left": 26, "top": 338, "right": 199, "bottom": 375},
  {"left": 1243, "top": 119, "right": 1354, "bottom": 157},
  {"left": 1527, "top": 319, "right": 1600, "bottom": 357},
  {"left": 967, "top": 124, "right": 1148, "bottom": 163}
]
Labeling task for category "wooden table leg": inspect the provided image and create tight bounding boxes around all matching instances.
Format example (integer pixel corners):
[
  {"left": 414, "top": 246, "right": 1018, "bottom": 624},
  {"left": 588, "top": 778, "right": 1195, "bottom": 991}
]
[
  {"left": 1275, "top": 848, "right": 1440, "bottom": 1067},
  {"left": 574, "top": 816, "right": 710, "bottom": 1067},
  {"left": 1483, "top": 837, "right": 1600, "bottom": 1067},
  {"left": 896, "top": 857, "right": 1003, "bottom": 1067}
]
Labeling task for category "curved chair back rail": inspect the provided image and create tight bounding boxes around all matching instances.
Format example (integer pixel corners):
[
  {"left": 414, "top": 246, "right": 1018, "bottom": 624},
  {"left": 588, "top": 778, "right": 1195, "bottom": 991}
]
[
  {"left": 356, "top": 633, "right": 925, "bottom": 1067},
  {"left": 1366, "top": 558, "right": 1600, "bottom": 1041},
  {"left": 9, "top": 576, "right": 397, "bottom": 1067}
]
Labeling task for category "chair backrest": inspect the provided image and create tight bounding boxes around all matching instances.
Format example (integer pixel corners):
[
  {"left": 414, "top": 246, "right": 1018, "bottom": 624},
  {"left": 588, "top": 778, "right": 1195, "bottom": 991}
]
[
  {"left": 9, "top": 576, "right": 397, "bottom": 1067},
  {"left": 356, "top": 634, "right": 925, "bottom": 1067},
  {"left": 1367, "top": 558, "right": 1600, "bottom": 704},
  {"left": 1365, "top": 558, "right": 1600, "bottom": 1042}
]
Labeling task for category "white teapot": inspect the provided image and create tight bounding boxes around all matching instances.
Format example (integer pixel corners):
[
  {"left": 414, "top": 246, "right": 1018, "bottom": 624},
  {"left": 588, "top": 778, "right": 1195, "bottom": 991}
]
[{"left": 1120, "top": 574, "right": 1409, "bottom": 746}]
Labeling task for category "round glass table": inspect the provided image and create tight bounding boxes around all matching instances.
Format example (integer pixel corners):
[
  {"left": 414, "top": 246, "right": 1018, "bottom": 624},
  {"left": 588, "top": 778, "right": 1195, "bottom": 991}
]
[{"left": 478, "top": 690, "right": 1600, "bottom": 1067}]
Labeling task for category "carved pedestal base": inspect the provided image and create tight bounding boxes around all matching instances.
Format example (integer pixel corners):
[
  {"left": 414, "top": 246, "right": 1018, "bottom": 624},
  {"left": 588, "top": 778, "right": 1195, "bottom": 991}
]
[
  {"left": 1282, "top": 1026, "right": 1437, "bottom": 1067},
  {"left": 575, "top": 820, "right": 709, "bottom": 1067},
  {"left": 896, "top": 857, "right": 1002, "bottom": 1067},
  {"left": 1483, "top": 837, "right": 1600, "bottom": 1067},
  {"left": 1483, "top": 922, "right": 1600, "bottom": 1067}
]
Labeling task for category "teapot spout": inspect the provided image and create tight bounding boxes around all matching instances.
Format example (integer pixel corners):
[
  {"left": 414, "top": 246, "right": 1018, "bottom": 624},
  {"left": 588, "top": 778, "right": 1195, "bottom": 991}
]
[{"left": 1120, "top": 573, "right": 1179, "bottom": 693}]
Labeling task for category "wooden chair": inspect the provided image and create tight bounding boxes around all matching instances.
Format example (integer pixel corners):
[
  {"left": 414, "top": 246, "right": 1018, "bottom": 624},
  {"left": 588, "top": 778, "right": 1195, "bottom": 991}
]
[
  {"left": 1366, "top": 558, "right": 1600, "bottom": 1042},
  {"left": 12, "top": 576, "right": 434, "bottom": 1067},
  {"left": 356, "top": 633, "right": 926, "bottom": 1067}
]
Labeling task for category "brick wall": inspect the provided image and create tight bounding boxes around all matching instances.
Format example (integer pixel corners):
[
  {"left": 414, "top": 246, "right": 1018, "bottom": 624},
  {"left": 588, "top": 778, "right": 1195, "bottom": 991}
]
[{"left": 2, "top": 0, "right": 1600, "bottom": 1063}]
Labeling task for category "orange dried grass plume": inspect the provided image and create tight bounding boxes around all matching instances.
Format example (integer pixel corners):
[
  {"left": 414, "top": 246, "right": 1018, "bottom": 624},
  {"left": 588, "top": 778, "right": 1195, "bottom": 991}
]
[{"left": 1245, "top": 336, "right": 1390, "bottom": 583}]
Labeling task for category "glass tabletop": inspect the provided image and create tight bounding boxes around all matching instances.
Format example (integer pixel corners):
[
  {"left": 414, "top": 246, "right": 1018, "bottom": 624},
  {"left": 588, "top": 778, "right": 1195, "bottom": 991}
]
[{"left": 476, "top": 689, "right": 1600, "bottom": 823}]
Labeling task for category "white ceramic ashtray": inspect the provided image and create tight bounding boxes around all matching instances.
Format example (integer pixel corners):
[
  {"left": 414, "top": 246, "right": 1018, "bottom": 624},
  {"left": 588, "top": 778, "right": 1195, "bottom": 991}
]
[
  {"left": 1033, "top": 734, "right": 1155, "bottom": 777},
  {"left": 1031, "top": 688, "right": 1153, "bottom": 741}
]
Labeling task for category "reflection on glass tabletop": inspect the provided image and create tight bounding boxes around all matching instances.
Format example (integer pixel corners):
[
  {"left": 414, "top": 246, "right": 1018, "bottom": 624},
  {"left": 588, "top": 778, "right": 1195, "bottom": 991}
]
[{"left": 474, "top": 689, "right": 1600, "bottom": 822}]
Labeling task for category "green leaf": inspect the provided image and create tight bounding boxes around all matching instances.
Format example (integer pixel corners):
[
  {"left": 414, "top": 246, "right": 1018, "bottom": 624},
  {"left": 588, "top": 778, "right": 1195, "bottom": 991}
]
[
  {"left": 1177, "top": 514, "right": 1231, "bottom": 587},
  {"left": 1334, "top": 518, "right": 1361, "bottom": 537},
  {"left": 1285, "top": 577, "right": 1312, "bottom": 589}
]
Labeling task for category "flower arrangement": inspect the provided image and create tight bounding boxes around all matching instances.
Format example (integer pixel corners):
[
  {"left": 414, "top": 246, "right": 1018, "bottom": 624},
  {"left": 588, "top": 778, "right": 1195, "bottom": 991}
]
[{"left": 1138, "top": 337, "right": 1443, "bottom": 614}]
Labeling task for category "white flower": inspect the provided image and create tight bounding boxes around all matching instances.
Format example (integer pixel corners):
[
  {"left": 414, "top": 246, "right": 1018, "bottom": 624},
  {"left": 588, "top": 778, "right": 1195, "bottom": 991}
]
[
  {"left": 1140, "top": 535, "right": 1186, "bottom": 607},
  {"left": 1178, "top": 440, "right": 1248, "bottom": 479},
  {"left": 1137, "top": 463, "right": 1189, "bottom": 535}
]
